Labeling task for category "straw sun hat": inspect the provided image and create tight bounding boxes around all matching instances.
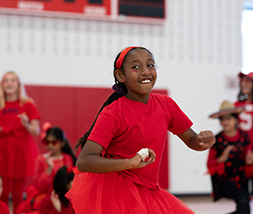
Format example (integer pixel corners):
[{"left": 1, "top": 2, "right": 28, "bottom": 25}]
[{"left": 209, "top": 101, "right": 244, "bottom": 119}]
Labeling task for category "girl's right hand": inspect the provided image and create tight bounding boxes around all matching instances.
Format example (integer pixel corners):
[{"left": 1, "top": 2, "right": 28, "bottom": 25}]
[{"left": 131, "top": 149, "right": 156, "bottom": 169}]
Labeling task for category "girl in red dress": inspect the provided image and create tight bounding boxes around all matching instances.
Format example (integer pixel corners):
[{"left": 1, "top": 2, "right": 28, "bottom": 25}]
[
  {"left": 39, "top": 166, "right": 75, "bottom": 214},
  {"left": 16, "top": 124, "right": 76, "bottom": 214},
  {"left": 0, "top": 71, "right": 41, "bottom": 213},
  {"left": 66, "top": 46, "right": 215, "bottom": 214}
]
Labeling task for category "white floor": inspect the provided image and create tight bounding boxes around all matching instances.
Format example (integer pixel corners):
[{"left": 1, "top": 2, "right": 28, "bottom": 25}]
[{"left": 179, "top": 196, "right": 253, "bottom": 214}]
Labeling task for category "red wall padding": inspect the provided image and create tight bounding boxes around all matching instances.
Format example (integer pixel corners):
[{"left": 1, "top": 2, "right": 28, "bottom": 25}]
[{"left": 25, "top": 85, "right": 169, "bottom": 189}]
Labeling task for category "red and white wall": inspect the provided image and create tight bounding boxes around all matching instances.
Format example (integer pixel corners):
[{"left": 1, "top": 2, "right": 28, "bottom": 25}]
[{"left": 0, "top": 0, "right": 244, "bottom": 194}]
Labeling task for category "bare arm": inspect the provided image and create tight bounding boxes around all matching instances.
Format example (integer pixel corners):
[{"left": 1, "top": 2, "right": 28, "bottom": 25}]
[
  {"left": 177, "top": 128, "right": 215, "bottom": 151},
  {"left": 76, "top": 140, "right": 156, "bottom": 173},
  {"left": 25, "top": 119, "right": 40, "bottom": 136},
  {"left": 17, "top": 113, "right": 40, "bottom": 136}
]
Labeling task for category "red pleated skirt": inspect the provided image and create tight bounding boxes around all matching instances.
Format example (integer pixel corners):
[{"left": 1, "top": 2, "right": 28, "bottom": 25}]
[{"left": 66, "top": 170, "right": 195, "bottom": 214}]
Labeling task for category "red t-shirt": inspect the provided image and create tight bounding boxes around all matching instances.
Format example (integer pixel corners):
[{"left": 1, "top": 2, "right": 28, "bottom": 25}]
[
  {"left": 234, "top": 101, "right": 253, "bottom": 141},
  {"left": 88, "top": 93, "right": 193, "bottom": 188},
  {"left": 0, "top": 100, "right": 40, "bottom": 137},
  {"left": 33, "top": 153, "right": 74, "bottom": 194},
  {"left": 39, "top": 194, "right": 75, "bottom": 214}
]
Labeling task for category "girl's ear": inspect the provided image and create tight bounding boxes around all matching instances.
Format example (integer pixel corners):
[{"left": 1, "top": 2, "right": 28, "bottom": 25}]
[{"left": 114, "top": 69, "right": 125, "bottom": 83}]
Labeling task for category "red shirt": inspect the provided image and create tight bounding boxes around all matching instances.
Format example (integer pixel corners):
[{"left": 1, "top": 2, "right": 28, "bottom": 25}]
[
  {"left": 39, "top": 195, "right": 74, "bottom": 214},
  {"left": 88, "top": 93, "right": 193, "bottom": 189},
  {"left": 33, "top": 153, "right": 74, "bottom": 194},
  {"left": 235, "top": 101, "right": 253, "bottom": 141},
  {"left": 0, "top": 100, "right": 40, "bottom": 137}
]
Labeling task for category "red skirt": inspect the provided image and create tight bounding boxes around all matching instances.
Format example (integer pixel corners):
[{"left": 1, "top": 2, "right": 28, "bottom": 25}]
[
  {"left": 66, "top": 170, "right": 195, "bottom": 214},
  {"left": 0, "top": 135, "right": 39, "bottom": 178}
]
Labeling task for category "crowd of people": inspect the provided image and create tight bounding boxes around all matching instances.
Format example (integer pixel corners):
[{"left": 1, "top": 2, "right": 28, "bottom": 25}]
[
  {"left": 206, "top": 72, "right": 253, "bottom": 214},
  {"left": 0, "top": 71, "right": 76, "bottom": 213},
  {"left": 0, "top": 46, "right": 252, "bottom": 214}
]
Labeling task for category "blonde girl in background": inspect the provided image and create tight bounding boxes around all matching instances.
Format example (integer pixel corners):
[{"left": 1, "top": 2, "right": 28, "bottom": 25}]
[{"left": 0, "top": 71, "right": 40, "bottom": 213}]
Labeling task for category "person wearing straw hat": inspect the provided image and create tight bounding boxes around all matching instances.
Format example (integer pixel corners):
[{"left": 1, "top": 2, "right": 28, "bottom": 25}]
[{"left": 207, "top": 100, "right": 253, "bottom": 214}]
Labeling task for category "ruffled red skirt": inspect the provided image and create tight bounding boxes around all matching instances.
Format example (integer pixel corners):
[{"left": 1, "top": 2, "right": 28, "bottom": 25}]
[{"left": 66, "top": 170, "right": 195, "bottom": 214}]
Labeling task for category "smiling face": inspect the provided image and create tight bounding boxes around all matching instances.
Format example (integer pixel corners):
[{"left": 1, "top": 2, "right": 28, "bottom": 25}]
[
  {"left": 2, "top": 72, "right": 19, "bottom": 98},
  {"left": 115, "top": 48, "right": 157, "bottom": 103}
]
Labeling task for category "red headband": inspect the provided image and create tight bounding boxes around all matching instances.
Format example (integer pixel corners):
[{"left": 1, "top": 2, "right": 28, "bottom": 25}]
[
  {"left": 66, "top": 165, "right": 74, "bottom": 174},
  {"left": 116, "top": 46, "right": 138, "bottom": 69}
]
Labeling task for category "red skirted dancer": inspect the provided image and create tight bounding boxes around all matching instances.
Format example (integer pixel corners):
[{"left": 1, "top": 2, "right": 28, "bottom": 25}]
[
  {"left": 66, "top": 46, "right": 215, "bottom": 214},
  {"left": 0, "top": 174, "right": 10, "bottom": 214},
  {"left": 0, "top": 71, "right": 41, "bottom": 213},
  {"left": 207, "top": 101, "right": 253, "bottom": 214},
  {"left": 16, "top": 124, "right": 76, "bottom": 214}
]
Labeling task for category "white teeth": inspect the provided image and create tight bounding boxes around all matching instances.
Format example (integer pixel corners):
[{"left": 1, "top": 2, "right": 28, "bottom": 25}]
[{"left": 142, "top": 79, "right": 151, "bottom": 83}]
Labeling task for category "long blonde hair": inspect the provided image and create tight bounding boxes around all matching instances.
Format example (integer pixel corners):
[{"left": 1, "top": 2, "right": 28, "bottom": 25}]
[{"left": 0, "top": 71, "right": 29, "bottom": 110}]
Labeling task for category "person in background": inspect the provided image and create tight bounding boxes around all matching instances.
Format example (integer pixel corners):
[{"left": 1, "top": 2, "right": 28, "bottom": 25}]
[
  {"left": 0, "top": 174, "right": 10, "bottom": 214},
  {"left": 0, "top": 71, "right": 40, "bottom": 213},
  {"left": 207, "top": 100, "right": 253, "bottom": 214},
  {"left": 235, "top": 72, "right": 253, "bottom": 142},
  {"left": 16, "top": 123, "right": 76, "bottom": 214},
  {"left": 66, "top": 46, "right": 215, "bottom": 214},
  {"left": 234, "top": 71, "right": 253, "bottom": 194},
  {"left": 39, "top": 166, "right": 75, "bottom": 214}
]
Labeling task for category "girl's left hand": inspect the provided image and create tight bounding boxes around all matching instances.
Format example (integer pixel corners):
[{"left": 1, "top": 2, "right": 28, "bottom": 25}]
[
  {"left": 17, "top": 113, "right": 29, "bottom": 128},
  {"left": 196, "top": 131, "right": 215, "bottom": 150},
  {"left": 50, "top": 190, "right": 61, "bottom": 212}
]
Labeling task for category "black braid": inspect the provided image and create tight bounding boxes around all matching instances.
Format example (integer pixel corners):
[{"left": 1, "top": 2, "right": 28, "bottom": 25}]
[{"left": 76, "top": 92, "right": 123, "bottom": 148}]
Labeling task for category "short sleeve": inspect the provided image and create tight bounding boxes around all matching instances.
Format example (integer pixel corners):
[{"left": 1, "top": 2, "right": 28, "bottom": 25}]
[
  {"left": 167, "top": 98, "right": 193, "bottom": 135},
  {"left": 88, "top": 107, "right": 120, "bottom": 149},
  {"left": 26, "top": 100, "right": 41, "bottom": 120}
]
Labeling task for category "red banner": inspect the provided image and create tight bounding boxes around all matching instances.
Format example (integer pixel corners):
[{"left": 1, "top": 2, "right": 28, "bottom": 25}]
[{"left": 0, "top": 0, "right": 111, "bottom": 17}]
